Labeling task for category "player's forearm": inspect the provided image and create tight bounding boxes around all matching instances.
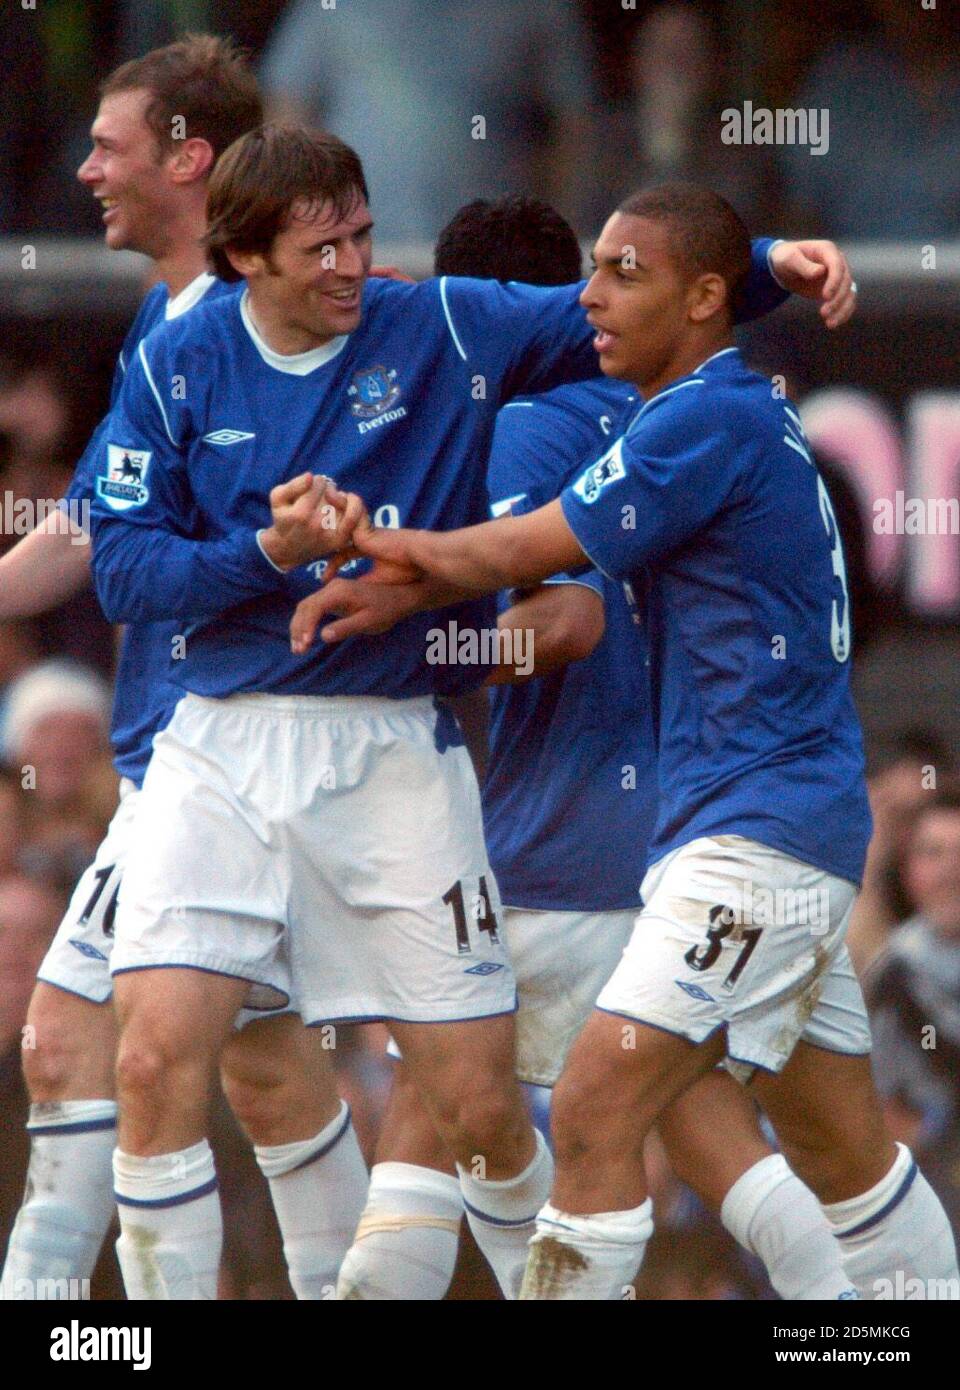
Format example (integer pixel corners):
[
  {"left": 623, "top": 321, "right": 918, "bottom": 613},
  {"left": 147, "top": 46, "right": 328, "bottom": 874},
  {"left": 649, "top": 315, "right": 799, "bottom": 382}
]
[
  {"left": 90, "top": 521, "right": 286, "bottom": 624},
  {"left": 485, "top": 585, "right": 605, "bottom": 685},
  {"left": 402, "top": 502, "right": 583, "bottom": 595},
  {"left": 0, "top": 510, "right": 91, "bottom": 619},
  {"left": 406, "top": 523, "right": 523, "bottom": 595}
]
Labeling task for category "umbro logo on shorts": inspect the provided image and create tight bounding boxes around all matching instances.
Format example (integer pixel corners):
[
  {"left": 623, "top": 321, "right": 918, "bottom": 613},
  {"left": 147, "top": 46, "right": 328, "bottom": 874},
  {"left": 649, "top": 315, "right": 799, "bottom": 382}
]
[
  {"left": 463, "top": 961, "right": 504, "bottom": 976},
  {"left": 202, "top": 429, "right": 256, "bottom": 445},
  {"left": 675, "top": 978, "right": 715, "bottom": 1002},
  {"left": 69, "top": 939, "right": 108, "bottom": 962}
]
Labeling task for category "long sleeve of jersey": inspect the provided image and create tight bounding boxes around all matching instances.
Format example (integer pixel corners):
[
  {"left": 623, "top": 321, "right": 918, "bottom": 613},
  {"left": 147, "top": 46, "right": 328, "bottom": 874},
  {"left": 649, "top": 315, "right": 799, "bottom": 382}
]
[
  {"left": 89, "top": 338, "right": 286, "bottom": 624},
  {"left": 441, "top": 237, "right": 789, "bottom": 404}
]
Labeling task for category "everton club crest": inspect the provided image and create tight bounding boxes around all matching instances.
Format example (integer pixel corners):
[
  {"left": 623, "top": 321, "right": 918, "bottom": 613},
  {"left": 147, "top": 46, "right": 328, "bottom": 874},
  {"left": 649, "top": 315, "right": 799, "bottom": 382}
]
[{"left": 348, "top": 365, "right": 401, "bottom": 419}]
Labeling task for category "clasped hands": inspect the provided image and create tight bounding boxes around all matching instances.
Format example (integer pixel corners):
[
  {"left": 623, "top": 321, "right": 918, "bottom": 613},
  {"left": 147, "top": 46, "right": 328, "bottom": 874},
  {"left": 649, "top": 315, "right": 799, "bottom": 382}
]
[{"left": 260, "top": 472, "right": 428, "bottom": 652}]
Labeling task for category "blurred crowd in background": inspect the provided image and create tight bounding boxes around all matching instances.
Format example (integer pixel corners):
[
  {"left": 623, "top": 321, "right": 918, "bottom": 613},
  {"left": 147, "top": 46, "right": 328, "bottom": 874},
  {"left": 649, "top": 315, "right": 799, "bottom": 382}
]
[
  {"left": 2, "top": 0, "right": 960, "bottom": 243},
  {"left": 0, "top": 0, "right": 958, "bottom": 1298}
]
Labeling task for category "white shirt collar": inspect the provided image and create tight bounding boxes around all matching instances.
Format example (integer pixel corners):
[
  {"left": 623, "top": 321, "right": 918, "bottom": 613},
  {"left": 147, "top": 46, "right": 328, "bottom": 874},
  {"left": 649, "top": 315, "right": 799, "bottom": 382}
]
[
  {"left": 240, "top": 290, "right": 349, "bottom": 376},
  {"left": 165, "top": 272, "right": 216, "bottom": 320}
]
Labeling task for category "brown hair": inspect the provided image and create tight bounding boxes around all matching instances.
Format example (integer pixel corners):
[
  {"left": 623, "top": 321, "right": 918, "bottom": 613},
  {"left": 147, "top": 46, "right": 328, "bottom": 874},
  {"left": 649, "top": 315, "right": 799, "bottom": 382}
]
[
  {"left": 100, "top": 33, "right": 262, "bottom": 164},
  {"left": 203, "top": 124, "right": 369, "bottom": 282},
  {"left": 618, "top": 182, "right": 751, "bottom": 319}
]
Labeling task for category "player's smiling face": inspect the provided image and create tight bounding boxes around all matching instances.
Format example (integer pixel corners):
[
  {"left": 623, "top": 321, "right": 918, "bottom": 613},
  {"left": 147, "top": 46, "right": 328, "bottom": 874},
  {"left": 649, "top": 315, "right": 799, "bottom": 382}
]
[
  {"left": 77, "top": 90, "right": 177, "bottom": 256},
  {"left": 248, "top": 196, "right": 374, "bottom": 350},
  {"left": 580, "top": 212, "right": 694, "bottom": 394}
]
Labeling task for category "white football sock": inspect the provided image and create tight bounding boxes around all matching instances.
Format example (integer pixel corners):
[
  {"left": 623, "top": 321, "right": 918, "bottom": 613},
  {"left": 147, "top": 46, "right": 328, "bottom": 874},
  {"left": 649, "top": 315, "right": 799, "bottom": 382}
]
[
  {"left": 457, "top": 1129, "right": 554, "bottom": 1300},
  {"left": 337, "top": 1162, "right": 462, "bottom": 1300},
  {"left": 521, "top": 1198, "right": 653, "bottom": 1300},
  {"left": 822, "top": 1143, "right": 959, "bottom": 1300},
  {"left": 1, "top": 1100, "right": 117, "bottom": 1299},
  {"left": 721, "top": 1153, "right": 857, "bottom": 1299},
  {"left": 113, "top": 1140, "right": 221, "bottom": 1300},
  {"left": 255, "top": 1100, "right": 368, "bottom": 1300}
]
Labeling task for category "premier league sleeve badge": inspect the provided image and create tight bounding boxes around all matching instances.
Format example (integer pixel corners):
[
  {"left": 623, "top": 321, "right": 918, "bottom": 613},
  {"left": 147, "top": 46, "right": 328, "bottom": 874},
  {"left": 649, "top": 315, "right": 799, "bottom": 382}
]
[{"left": 97, "top": 444, "right": 153, "bottom": 510}]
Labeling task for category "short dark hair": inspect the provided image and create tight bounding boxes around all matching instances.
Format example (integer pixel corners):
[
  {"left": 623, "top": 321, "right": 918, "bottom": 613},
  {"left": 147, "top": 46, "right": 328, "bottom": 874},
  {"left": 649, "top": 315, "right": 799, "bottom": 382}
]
[
  {"left": 100, "top": 33, "right": 262, "bottom": 163},
  {"left": 618, "top": 182, "right": 751, "bottom": 318},
  {"left": 434, "top": 196, "right": 582, "bottom": 285},
  {"left": 203, "top": 124, "right": 369, "bottom": 282}
]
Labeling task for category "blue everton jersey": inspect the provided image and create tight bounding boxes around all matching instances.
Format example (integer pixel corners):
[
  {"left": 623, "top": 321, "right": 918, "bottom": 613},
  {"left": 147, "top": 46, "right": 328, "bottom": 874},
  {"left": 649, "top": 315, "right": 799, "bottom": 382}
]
[
  {"left": 68, "top": 273, "right": 237, "bottom": 784},
  {"left": 89, "top": 276, "right": 602, "bottom": 700},
  {"left": 88, "top": 246, "right": 788, "bottom": 702},
  {"left": 483, "top": 380, "right": 658, "bottom": 912},
  {"left": 561, "top": 347, "right": 872, "bottom": 885}
]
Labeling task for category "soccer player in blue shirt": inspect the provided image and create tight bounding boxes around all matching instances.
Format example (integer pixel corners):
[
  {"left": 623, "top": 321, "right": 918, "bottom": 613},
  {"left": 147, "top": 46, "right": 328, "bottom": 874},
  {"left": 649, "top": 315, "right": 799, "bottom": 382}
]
[
  {"left": 298, "top": 195, "right": 859, "bottom": 1301},
  {"left": 87, "top": 124, "right": 855, "bottom": 1300},
  {"left": 338, "top": 184, "right": 959, "bottom": 1300},
  {"left": 0, "top": 40, "right": 367, "bottom": 1303}
]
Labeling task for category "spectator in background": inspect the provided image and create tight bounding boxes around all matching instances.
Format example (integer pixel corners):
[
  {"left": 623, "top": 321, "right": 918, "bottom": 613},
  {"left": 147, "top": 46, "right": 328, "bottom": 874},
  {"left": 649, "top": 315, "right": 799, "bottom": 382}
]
[
  {"left": 116, "top": 1, "right": 288, "bottom": 59},
  {"left": 848, "top": 730, "right": 956, "bottom": 974},
  {"left": 864, "top": 782, "right": 960, "bottom": 1232},
  {"left": 0, "top": 1, "right": 51, "bottom": 233},
  {"left": 779, "top": 0, "right": 960, "bottom": 238},
  {"left": 1, "top": 661, "right": 114, "bottom": 889},
  {"left": 259, "top": 0, "right": 598, "bottom": 242},
  {"left": 0, "top": 360, "right": 75, "bottom": 507},
  {"left": 605, "top": 3, "right": 777, "bottom": 230},
  {"left": 0, "top": 358, "right": 114, "bottom": 679},
  {"left": 0, "top": 772, "right": 26, "bottom": 881}
]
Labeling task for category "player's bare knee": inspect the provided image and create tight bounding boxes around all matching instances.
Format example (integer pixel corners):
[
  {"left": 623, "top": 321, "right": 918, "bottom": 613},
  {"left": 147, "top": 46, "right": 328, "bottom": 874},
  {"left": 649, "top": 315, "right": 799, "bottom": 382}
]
[
  {"left": 22, "top": 999, "right": 110, "bottom": 1101},
  {"left": 220, "top": 1070, "right": 284, "bottom": 1140},
  {"left": 115, "top": 1023, "right": 205, "bottom": 1109},
  {"left": 778, "top": 1124, "right": 887, "bottom": 1204},
  {"left": 22, "top": 1028, "right": 78, "bottom": 1101},
  {"left": 551, "top": 1077, "right": 613, "bottom": 1161},
  {"left": 438, "top": 1082, "right": 528, "bottom": 1169}
]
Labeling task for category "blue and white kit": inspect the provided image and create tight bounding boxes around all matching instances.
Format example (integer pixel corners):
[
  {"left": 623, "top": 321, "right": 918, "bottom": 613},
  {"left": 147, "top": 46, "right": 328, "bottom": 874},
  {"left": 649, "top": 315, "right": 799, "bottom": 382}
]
[
  {"left": 36, "top": 274, "right": 294, "bottom": 1018},
  {"left": 86, "top": 251, "right": 790, "bottom": 1026},
  {"left": 559, "top": 346, "right": 874, "bottom": 1073}
]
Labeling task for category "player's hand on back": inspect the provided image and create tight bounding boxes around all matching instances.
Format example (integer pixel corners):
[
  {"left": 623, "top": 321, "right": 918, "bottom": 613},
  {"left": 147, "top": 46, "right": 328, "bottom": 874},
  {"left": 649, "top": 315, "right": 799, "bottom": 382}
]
[
  {"left": 260, "top": 472, "right": 367, "bottom": 572},
  {"left": 768, "top": 239, "right": 856, "bottom": 329},
  {"left": 370, "top": 264, "right": 416, "bottom": 284}
]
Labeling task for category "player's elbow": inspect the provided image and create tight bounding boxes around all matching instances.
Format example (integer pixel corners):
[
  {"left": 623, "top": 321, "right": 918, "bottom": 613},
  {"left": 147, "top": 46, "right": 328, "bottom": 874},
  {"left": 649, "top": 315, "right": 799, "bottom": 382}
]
[
  {"left": 91, "top": 572, "right": 133, "bottom": 625},
  {"left": 510, "top": 585, "right": 605, "bottom": 679},
  {"left": 545, "top": 588, "right": 605, "bottom": 665}
]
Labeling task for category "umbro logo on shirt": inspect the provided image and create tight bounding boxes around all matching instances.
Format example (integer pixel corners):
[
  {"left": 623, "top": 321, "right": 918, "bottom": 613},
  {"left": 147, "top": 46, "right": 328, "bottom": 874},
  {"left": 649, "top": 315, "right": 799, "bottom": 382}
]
[{"left": 202, "top": 430, "right": 256, "bottom": 446}]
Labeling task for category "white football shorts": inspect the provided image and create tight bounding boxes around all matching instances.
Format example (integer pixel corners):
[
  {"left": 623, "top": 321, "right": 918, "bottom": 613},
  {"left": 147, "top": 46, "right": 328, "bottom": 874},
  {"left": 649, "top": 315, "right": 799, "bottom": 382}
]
[
  {"left": 109, "top": 692, "right": 517, "bottom": 1026},
  {"left": 595, "top": 834, "right": 872, "bottom": 1078},
  {"left": 504, "top": 906, "right": 637, "bottom": 1086},
  {"left": 387, "top": 906, "right": 637, "bottom": 1086},
  {"left": 37, "top": 776, "right": 295, "bottom": 1028},
  {"left": 36, "top": 778, "right": 140, "bottom": 1004}
]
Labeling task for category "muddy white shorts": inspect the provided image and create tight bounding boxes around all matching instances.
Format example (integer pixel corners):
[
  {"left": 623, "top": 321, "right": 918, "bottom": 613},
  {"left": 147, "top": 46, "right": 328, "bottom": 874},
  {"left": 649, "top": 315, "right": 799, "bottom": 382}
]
[
  {"left": 595, "top": 834, "right": 872, "bottom": 1078},
  {"left": 505, "top": 906, "right": 636, "bottom": 1086},
  {"left": 109, "top": 692, "right": 516, "bottom": 1026}
]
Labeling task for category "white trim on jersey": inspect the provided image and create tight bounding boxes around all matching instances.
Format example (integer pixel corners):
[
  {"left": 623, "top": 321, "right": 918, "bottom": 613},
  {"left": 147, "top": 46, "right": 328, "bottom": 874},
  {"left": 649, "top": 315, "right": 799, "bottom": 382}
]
[
  {"left": 694, "top": 346, "right": 739, "bottom": 372},
  {"left": 239, "top": 291, "right": 350, "bottom": 376},
  {"left": 765, "top": 238, "right": 786, "bottom": 288},
  {"left": 439, "top": 277, "right": 468, "bottom": 362},
  {"left": 628, "top": 376, "right": 704, "bottom": 433},
  {"left": 137, "top": 340, "right": 176, "bottom": 446},
  {"left": 166, "top": 272, "right": 216, "bottom": 321}
]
